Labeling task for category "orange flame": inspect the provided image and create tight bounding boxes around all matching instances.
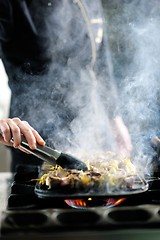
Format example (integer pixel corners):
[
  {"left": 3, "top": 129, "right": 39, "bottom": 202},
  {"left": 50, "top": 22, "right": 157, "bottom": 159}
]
[{"left": 64, "top": 198, "right": 126, "bottom": 208}]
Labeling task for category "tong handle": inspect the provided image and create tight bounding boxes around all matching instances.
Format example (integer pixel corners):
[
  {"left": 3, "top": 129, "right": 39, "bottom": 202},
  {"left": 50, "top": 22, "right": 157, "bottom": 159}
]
[
  {"left": 19, "top": 137, "right": 88, "bottom": 171},
  {"left": 10, "top": 136, "right": 58, "bottom": 166}
]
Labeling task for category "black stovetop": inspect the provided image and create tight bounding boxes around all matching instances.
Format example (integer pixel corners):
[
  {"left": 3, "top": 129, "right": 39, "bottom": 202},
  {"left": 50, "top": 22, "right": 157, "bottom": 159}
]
[{"left": 1, "top": 162, "right": 160, "bottom": 239}]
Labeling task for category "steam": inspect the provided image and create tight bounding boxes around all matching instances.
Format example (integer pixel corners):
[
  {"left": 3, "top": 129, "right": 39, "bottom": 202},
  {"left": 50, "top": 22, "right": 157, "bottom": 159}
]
[
  {"left": 68, "top": 67, "right": 116, "bottom": 154},
  {"left": 42, "top": 0, "right": 119, "bottom": 154},
  {"left": 9, "top": 1, "right": 160, "bottom": 174},
  {"left": 104, "top": 0, "right": 160, "bottom": 170}
]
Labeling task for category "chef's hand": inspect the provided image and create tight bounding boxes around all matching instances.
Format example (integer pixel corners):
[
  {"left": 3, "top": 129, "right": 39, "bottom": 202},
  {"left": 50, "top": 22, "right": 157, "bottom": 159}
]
[
  {"left": 111, "top": 115, "right": 132, "bottom": 157},
  {"left": 0, "top": 118, "right": 45, "bottom": 151}
]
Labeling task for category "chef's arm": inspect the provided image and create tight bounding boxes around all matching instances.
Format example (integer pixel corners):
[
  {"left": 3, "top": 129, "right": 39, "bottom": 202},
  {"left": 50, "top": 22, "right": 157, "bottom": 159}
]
[
  {"left": 0, "top": 118, "right": 45, "bottom": 149},
  {"left": 95, "top": 36, "right": 132, "bottom": 157},
  {"left": 111, "top": 115, "right": 132, "bottom": 157},
  {"left": 106, "top": 83, "right": 132, "bottom": 157}
]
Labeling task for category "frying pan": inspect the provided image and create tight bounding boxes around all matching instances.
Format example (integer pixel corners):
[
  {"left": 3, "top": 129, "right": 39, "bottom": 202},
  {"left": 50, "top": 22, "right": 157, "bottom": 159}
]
[
  {"left": 1, "top": 132, "right": 151, "bottom": 199},
  {"left": 34, "top": 167, "right": 149, "bottom": 199}
]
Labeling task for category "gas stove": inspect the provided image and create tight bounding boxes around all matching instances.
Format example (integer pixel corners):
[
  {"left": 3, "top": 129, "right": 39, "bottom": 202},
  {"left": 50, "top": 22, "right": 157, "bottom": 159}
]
[{"left": 1, "top": 160, "right": 160, "bottom": 240}]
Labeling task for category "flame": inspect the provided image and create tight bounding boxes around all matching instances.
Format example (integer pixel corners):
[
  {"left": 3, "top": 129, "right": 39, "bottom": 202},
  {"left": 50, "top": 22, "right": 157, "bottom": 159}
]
[
  {"left": 114, "top": 198, "right": 126, "bottom": 205},
  {"left": 64, "top": 198, "right": 126, "bottom": 209}
]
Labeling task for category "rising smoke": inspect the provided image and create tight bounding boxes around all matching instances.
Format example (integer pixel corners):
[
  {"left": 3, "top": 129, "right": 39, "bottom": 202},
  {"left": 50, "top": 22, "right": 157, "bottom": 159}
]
[
  {"left": 103, "top": 0, "right": 160, "bottom": 170},
  {"left": 10, "top": 0, "right": 160, "bottom": 172},
  {"left": 42, "top": 0, "right": 119, "bottom": 155},
  {"left": 42, "top": 0, "right": 160, "bottom": 167}
]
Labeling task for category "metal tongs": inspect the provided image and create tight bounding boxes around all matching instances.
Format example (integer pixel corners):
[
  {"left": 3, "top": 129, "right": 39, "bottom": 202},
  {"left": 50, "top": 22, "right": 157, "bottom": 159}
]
[{"left": 10, "top": 136, "right": 88, "bottom": 171}]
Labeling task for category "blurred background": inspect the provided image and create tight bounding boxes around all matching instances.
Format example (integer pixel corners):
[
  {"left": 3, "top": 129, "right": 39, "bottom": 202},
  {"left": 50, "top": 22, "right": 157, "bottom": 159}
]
[{"left": 0, "top": 59, "right": 11, "bottom": 171}]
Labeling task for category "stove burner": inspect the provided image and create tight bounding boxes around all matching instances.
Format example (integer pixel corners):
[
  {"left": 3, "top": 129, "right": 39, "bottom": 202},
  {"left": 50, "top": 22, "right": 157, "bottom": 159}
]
[{"left": 64, "top": 198, "right": 126, "bottom": 209}]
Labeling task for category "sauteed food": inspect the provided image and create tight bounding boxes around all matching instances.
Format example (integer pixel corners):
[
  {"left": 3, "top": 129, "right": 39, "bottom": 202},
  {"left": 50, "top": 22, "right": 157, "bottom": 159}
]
[{"left": 38, "top": 152, "right": 137, "bottom": 193}]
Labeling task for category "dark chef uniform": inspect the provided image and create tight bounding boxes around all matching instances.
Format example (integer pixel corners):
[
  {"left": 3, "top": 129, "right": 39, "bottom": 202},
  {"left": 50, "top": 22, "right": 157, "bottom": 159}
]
[{"left": 0, "top": 0, "right": 118, "bottom": 171}]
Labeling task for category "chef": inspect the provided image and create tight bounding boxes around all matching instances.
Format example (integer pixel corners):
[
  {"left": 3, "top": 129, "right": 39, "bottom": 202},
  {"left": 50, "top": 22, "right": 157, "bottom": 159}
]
[{"left": 0, "top": 0, "right": 132, "bottom": 171}]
